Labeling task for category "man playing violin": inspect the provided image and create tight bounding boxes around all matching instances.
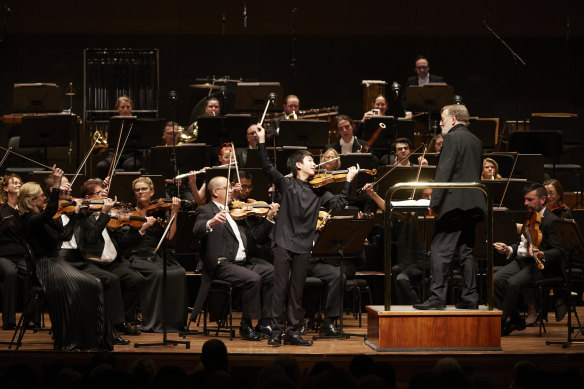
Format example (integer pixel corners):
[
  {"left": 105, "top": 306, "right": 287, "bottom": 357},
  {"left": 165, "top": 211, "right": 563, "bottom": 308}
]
[
  {"left": 493, "top": 182, "right": 564, "bottom": 335},
  {"left": 44, "top": 174, "right": 132, "bottom": 345},
  {"left": 192, "top": 176, "right": 277, "bottom": 341},
  {"left": 77, "top": 178, "right": 145, "bottom": 336},
  {"left": 256, "top": 123, "right": 359, "bottom": 346}
]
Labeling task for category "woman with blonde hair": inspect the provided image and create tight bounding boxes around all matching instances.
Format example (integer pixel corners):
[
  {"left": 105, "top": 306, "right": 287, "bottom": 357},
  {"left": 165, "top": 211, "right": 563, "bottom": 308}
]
[{"left": 481, "top": 158, "right": 502, "bottom": 180}]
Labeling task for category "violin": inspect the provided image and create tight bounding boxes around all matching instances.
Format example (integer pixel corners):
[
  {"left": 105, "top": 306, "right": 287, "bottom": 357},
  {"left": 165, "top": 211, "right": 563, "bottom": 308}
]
[
  {"left": 523, "top": 211, "right": 544, "bottom": 270},
  {"left": 52, "top": 199, "right": 88, "bottom": 219},
  {"left": 145, "top": 198, "right": 192, "bottom": 214},
  {"left": 316, "top": 210, "right": 331, "bottom": 231},
  {"left": 548, "top": 200, "right": 563, "bottom": 212},
  {"left": 107, "top": 209, "right": 149, "bottom": 230},
  {"left": 309, "top": 169, "right": 377, "bottom": 188},
  {"left": 229, "top": 199, "right": 270, "bottom": 220}
]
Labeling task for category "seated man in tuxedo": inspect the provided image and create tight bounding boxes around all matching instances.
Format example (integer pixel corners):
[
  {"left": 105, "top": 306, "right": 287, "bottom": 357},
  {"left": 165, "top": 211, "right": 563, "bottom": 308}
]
[
  {"left": 379, "top": 137, "right": 428, "bottom": 166},
  {"left": 192, "top": 176, "right": 278, "bottom": 341},
  {"left": 325, "top": 115, "right": 367, "bottom": 154},
  {"left": 236, "top": 124, "right": 260, "bottom": 168},
  {"left": 493, "top": 182, "right": 565, "bottom": 335}
]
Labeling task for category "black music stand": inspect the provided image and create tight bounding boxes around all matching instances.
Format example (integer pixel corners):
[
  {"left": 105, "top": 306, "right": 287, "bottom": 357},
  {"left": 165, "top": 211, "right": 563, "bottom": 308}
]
[
  {"left": 12, "top": 84, "right": 61, "bottom": 113},
  {"left": 376, "top": 166, "right": 436, "bottom": 200},
  {"left": 340, "top": 153, "right": 377, "bottom": 170},
  {"left": 234, "top": 83, "right": 282, "bottom": 111},
  {"left": 481, "top": 179, "right": 528, "bottom": 211},
  {"left": 312, "top": 218, "right": 376, "bottom": 340},
  {"left": 277, "top": 120, "right": 329, "bottom": 148},
  {"left": 134, "top": 213, "right": 190, "bottom": 349},
  {"left": 197, "top": 117, "right": 226, "bottom": 146},
  {"left": 275, "top": 147, "right": 306, "bottom": 175},
  {"left": 19, "top": 115, "right": 76, "bottom": 164},
  {"left": 107, "top": 116, "right": 137, "bottom": 148},
  {"left": 224, "top": 114, "right": 257, "bottom": 147},
  {"left": 149, "top": 145, "right": 209, "bottom": 179},
  {"left": 546, "top": 220, "right": 584, "bottom": 348},
  {"left": 406, "top": 84, "right": 454, "bottom": 137}
]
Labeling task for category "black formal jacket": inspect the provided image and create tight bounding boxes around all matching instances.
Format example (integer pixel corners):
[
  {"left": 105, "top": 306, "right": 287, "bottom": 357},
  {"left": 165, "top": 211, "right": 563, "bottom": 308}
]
[
  {"left": 510, "top": 208, "right": 565, "bottom": 278},
  {"left": 190, "top": 201, "right": 273, "bottom": 321},
  {"left": 325, "top": 137, "right": 367, "bottom": 154},
  {"left": 429, "top": 124, "right": 486, "bottom": 220}
]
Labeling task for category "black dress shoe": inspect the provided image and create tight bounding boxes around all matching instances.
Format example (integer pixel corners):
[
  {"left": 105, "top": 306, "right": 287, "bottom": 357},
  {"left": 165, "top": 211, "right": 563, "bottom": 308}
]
[
  {"left": 284, "top": 333, "right": 313, "bottom": 346},
  {"left": 502, "top": 318, "right": 526, "bottom": 336},
  {"left": 555, "top": 300, "right": 568, "bottom": 322},
  {"left": 299, "top": 320, "right": 307, "bottom": 335},
  {"left": 239, "top": 325, "right": 264, "bottom": 341},
  {"left": 115, "top": 322, "right": 141, "bottom": 336},
  {"left": 255, "top": 323, "right": 273, "bottom": 337},
  {"left": 267, "top": 332, "right": 282, "bottom": 347},
  {"left": 413, "top": 299, "right": 446, "bottom": 310},
  {"left": 455, "top": 302, "right": 479, "bottom": 310},
  {"left": 113, "top": 334, "right": 130, "bottom": 345},
  {"left": 319, "top": 321, "right": 342, "bottom": 337}
]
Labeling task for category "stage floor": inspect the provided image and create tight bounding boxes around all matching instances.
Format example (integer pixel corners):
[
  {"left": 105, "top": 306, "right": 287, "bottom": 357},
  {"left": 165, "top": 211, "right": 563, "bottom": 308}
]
[{"left": 2, "top": 308, "right": 584, "bottom": 388}]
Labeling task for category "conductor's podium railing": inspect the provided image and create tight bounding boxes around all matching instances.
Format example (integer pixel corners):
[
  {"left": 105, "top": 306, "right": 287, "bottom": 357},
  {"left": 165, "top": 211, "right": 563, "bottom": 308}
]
[{"left": 384, "top": 182, "right": 493, "bottom": 311}]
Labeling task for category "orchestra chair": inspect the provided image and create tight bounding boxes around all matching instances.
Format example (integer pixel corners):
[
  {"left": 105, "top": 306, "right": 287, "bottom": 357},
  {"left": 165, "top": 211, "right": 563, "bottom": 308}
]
[
  {"left": 345, "top": 278, "right": 372, "bottom": 328},
  {"left": 302, "top": 276, "right": 325, "bottom": 332},
  {"left": 201, "top": 279, "right": 236, "bottom": 341}
]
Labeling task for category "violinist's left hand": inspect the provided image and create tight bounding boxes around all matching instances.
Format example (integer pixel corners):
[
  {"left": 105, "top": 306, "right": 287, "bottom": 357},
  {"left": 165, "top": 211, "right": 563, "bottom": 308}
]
[
  {"left": 267, "top": 203, "right": 280, "bottom": 221},
  {"left": 533, "top": 248, "right": 545, "bottom": 261},
  {"left": 346, "top": 163, "right": 360, "bottom": 183},
  {"left": 171, "top": 196, "right": 181, "bottom": 214},
  {"left": 102, "top": 196, "right": 117, "bottom": 214},
  {"left": 73, "top": 198, "right": 83, "bottom": 214},
  {"left": 232, "top": 182, "right": 242, "bottom": 196}
]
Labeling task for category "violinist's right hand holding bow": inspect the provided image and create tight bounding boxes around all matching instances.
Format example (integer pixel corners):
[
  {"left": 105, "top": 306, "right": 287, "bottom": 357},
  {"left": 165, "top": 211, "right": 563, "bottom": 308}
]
[
  {"left": 209, "top": 210, "right": 228, "bottom": 228},
  {"left": 256, "top": 124, "right": 266, "bottom": 144},
  {"left": 101, "top": 196, "right": 117, "bottom": 215},
  {"left": 493, "top": 242, "right": 511, "bottom": 255},
  {"left": 52, "top": 165, "right": 64, "bottom": 190}
]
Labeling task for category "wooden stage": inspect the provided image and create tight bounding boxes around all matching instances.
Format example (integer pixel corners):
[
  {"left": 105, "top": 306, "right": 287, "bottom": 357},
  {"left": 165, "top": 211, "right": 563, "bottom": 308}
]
[{"left": 1, "top": 308, "right": 584, "bottom": 388}]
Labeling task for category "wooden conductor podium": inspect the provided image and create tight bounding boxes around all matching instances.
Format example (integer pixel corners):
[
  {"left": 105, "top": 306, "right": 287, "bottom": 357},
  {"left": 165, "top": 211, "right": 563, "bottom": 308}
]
[{"left": 366, "top": 182, "right": 502, "bottom": 351}]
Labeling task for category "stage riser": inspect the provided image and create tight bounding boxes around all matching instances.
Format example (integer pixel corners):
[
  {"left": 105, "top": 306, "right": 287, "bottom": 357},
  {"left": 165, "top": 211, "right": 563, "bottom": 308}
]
[{"left": 367, "top": 306, "right": 502, "bottom": 351}]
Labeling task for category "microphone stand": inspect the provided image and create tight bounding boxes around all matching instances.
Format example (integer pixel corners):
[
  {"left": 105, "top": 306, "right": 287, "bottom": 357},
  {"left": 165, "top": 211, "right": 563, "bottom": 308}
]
[
  {"left": 169, "top": 91, "right": 179, "bottom": 196},
  {"left": 482, "top": 20, "right": 527, "bottom": 134}
]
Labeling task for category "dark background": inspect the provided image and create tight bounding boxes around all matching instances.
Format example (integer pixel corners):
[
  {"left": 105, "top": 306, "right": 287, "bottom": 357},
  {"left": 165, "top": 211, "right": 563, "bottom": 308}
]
[{"left": 0, "top": 0, "right": 583, "bottom": 125}]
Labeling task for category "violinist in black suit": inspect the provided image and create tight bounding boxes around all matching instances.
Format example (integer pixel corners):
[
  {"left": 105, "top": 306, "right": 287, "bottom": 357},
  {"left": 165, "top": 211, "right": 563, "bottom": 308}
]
[
  {"left": 493, "top": 182, "right": 564, "bottom": 335},
  {"left": 414, "top": 104, "right": 486, "bottom": 311},
  {"left": 325, "top": 115, "right": 366, "bottom": 154},
  {"left": 192, "top": 176, "right": 277, "bottom": 341}
]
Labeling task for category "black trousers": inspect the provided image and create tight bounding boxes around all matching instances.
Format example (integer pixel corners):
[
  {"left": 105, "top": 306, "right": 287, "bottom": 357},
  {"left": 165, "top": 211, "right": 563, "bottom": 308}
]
[
  {"left": 213, "top": 260, "right": 273, "bottom": 320},
  {"left": 0, "top": 256, "right": 28, "bottom": 328},
  {"left": 271, "top": 245, "right": 310, "bottom": 335},
  {"left": 494, "top": 257, "right": 539, "bottom": 323},
  {"left": 307, "top": 259, "right": 343, "bottom": 319},
  {"left": 429, "top": 215, "right": 478, "bottom": 304}
]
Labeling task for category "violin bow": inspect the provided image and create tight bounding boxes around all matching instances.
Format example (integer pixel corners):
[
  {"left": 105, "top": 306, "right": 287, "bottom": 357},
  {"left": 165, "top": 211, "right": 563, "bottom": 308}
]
[
  {"left": 0, "top": 146, "right": 12, "bottom": 169},
  {"left": 408, "top": 144, "right": 428, "bottom": 200},
  {"left": 225, "top": 150, "right": 233, "bottom": 210},
  {"left": 70, "top": 131, "right": 103, "bottom": 187},
  {"left": 230, "top": 142, "right": 241, "bottom": 183},
  {"left": 106, "top": 121, "right": 135, "bottom": 191},
  {"left": 0, "top": 145, "right": 54, "bottom": 170},
  {"left": 366, "top": 143, "right": 425, "bottom": 190},
  {"left": 498, "top": 152, "right": 519, "bottom": 209}
]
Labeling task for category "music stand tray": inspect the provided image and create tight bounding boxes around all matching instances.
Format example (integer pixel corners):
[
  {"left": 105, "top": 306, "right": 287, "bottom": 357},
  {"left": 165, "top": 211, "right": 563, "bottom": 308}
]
[
  {"left": 376, "top": 166, "right": 436, "bottom": 200},
  {"left": 234, "top": 82, "right": 282, "bottom": 111},
  {"left": 312, "top": 218, "right": 377, "bottom": 340},
  {"left": 277, "top": 120, "right": 329, "bottom": 148}
]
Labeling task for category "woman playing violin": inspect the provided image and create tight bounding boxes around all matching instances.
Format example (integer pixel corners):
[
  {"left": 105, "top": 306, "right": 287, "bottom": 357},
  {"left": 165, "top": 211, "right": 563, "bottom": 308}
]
[
  {"left": 544, "top": 179, "right": 573, "bottom": 220},
  {"left": 127, "top": 177, "right": 187, "bottom": 332}
]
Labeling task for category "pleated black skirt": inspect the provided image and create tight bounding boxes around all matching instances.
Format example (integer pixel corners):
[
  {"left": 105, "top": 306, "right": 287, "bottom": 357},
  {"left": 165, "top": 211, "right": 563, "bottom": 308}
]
[{"left": 36, "top": 257, "right": 113, "bottom": 351}]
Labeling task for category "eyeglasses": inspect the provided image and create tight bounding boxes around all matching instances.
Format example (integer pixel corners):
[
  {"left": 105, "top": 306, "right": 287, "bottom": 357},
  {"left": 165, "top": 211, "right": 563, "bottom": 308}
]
[
  {"left": 240, "top": 185, "right": 253, "bottom": 190},
  {"left": 396, "top": 147, "right": 410, "bottom": 151},
  {"left": 416, "top": 66, "right": 429, "bottom": 69},
  {"left": 134, "top": 187, "right": 150, "bottom": 193}
]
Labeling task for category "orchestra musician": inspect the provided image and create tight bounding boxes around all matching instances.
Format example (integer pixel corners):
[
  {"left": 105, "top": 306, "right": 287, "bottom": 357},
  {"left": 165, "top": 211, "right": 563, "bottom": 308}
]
[
  {"left": 380, "top": 138, "right": 428, "bottom": 166},
  {"left": 0, "top": 174, "right": 26, "bottom": 330},
  {"left": 414, "top": 104, "right": 486, "bottom": 311},
  {"left": 269, "top": 94, "right": 300, "bottom": 135},
  {"left": 493, "top": 182, "right": 565, "bottom": 335},
  {"left": 236, "top": 124, "right": 260, "bottom": 167},
  {"left": 127, "top": 177, "right": 187, "bottom": 332},
  {"left": 186, "top": 97, "right": 221, "bottom": 136},
  {"left": 192, "top": 176, "right": 278, "bottom": 341},
  {"left": 325, "top": 115, "right": 367, "bottom": 154},
  {"left": 18, "top": 166, "right": 112, "bottom": 350},
  {"left": 78, "top": 178, "right": 145, "bottom": 335},
  {"left": 544, "top": 179, "right": 573, "bottom": 219},
  {"left": 428, "top": 134, "right": 444, "bottom": 153},
  {"left": 256, "top": 124, "right": 359, "bottom": 346},
  {"left": 162, "top": 121, "right": 180, "bottom": 146},
  {"left": 44, "top": 174, "right": 130, "bottom": 345},
  {"left": 481, "top": 157, "right": 502, "bottom": 180},
  {"left": 403, "top": 55, "right": 446, "bottom": 119}
]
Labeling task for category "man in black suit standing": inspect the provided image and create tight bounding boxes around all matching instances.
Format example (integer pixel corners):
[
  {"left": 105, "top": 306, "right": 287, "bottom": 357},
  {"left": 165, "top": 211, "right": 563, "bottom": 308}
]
[
  {"left": 192, "top": 176, "right": 277, "bottom": 341},
  {"left": 325, "top": 115, "right": 367, "bottom": 154},
  {"left": 403, "top": 55, "right": 446, "bottom": 119},
  {"left": 414, "top": 104, "right": 486, "bottom": 310},
  {"left": 493, "top": 183, "right": 564, "bottom": 335}
]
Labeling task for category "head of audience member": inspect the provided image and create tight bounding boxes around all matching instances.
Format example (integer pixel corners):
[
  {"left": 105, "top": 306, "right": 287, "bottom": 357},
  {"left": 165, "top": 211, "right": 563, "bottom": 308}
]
[
  {"left": 163, "top": 121, "right": 180, "bottom": 146},
  {"left": 116, "top": 96, "right": 133, "bottom": 116},
  {"left": 321, "top": 148, "right": 341, "bottom": 171},
  {"left": 523, "top": 182, "right": 547, "bottom": 213},
  {"left": 246, "top": 124, "right": 260, "bottom": 148},
  {"left": 207, "top": 176, "right": 231, "bottom": 206},
  {"left": 132, "top": 177, "right": 155, "bottom": 206},
  {"left": 201, "top": 338, "right": 229, "bottom": 371},
  {"left": 204, "top": 98, "right": 221, "bottom": 117},
  {"left": 481, "top": 158, "right": 502, "bottom": 180},
  {"left": 218, "top": 144, "right": 233, "bottom": 165},
  {"left": 544, "top": 179, "right": 564, "bottom": 208},
  {"left": 236, "top": 171, "right": 254, "bottom": 201},
  {"left": 372, "top": 95, "right": 388, "bottom": 116},
  {"left": 428, "top": 134, "right": 444, "bottom": 153},
  {"left": 283, "top": 95, "right": 300, "bottom": 116},
  {"left": 1, "top": 174, "right": 22, "bottom": 206},
  {"left": 18, "top": 182, "right": 45, "bottom": 215},
  {"left": 415, "top": 55, "right": 430, "bottom": 79},
  {"left": 81, "top": 178, "right": 107, "bottom": 200},
  {"left": 440, "top": 104, "right": 469, "bottom": 135},
  {"left": 287, "top": 150, "right": 315, "bottom": 179},
  {"left": 336, "top": 115, "right": 356, "bottom": 144},
  {"left": 393, "top": 137, "right": 413, "bottom": 165}
]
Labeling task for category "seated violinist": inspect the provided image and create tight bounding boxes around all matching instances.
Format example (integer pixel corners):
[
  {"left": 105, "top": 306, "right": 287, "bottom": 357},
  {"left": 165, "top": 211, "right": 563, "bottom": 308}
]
[
  {"left": 544, "top": 179, "right": 573, "bottom": 219},
  {"left": 192, "top": 176, "right": 277, "bottom": 341},
  {"left": 126, "top": 177, "right": 187, "bottom": 332},
  {"left": 493, "top": 182, "right": 565, "bottom": 336},
  {"left": 44, "top": 174, "right": 131, "bottom": 345},
  {"left": 325, "top": 115, "right": 367, "bottom": 154},
  {"left": 78, "top": 178, "right": 145, "bottom": 336}
]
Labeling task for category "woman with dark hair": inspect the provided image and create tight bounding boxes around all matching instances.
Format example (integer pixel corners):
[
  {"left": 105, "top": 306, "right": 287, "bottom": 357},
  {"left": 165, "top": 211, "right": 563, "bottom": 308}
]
[
  {"left": 428, "top": 134, "right": 444, "bottom": 153},
  {"left": 544, "top": 179, "right": 573, "bottom": 219}
]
